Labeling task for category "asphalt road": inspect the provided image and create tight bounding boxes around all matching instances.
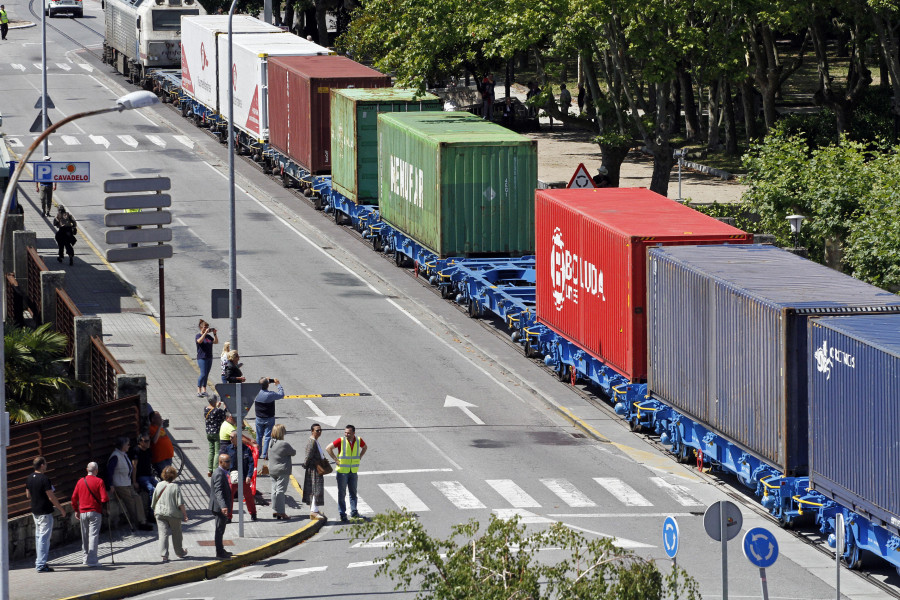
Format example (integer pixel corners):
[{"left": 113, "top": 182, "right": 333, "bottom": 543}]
[{"left": 1, "top": 3, "right": 893, "bottom": 598}]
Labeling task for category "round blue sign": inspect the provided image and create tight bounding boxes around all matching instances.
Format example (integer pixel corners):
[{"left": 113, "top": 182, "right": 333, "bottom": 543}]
[
  {"left": 663, "top": 516, "right": 679, "bottom": 559},
  {"left": 742, "top": 527, "right": 779, "bottom": 568}
]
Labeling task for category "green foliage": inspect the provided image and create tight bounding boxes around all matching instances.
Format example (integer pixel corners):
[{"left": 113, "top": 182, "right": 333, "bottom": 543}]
[
  {"left": 5, "top": 323, "right": 79, "bottom": 423},
  {"left": 348, "top": 510, "right": 701, "bottom": 600},
  {"left": 684, "top": 201, "right": 758, "bottom": 234}
]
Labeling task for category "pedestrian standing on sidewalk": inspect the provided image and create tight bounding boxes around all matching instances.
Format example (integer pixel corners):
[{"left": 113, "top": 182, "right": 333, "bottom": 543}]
[
  {"left": 223, "top": 350, "right": 245, "bottom": 383},
  {"left": 0, "top": 5, "right": 9, "bottom": 41},
  {"left": 210, "top": 453, "right": 233, "bottom": 559},
  {"left": 71, "top": 462, "right": 108, "bottom": 567},
  {"left": 205, "top": 394, "right": 227, "bottom": 477},
  {"left": 223, "top": 431, "right": 258, "bottom": 521},
  {"left": 559, "top": 83, "right": 572, "bottom": 118},
  {"left": 149, "top": 411, "right": 175, "bottom": 474},
  {"left": 36, "top": 159, "right": 57, "bottom": 216},
  {"left": 326, "top": 425, "right": 367, "bottom": 523},
  {"left": 151, "top": 466, "right": 189, "bottom": 563},
  {"left": 303, "top": 423, "right": 327, "bottom": 521},
  {"left": 25, "top": 456, "right": 67, "bottom": 572},
  {"left": 253, "top": 377, "right": 285, "bottom": 463},
  {"left": 52, "top": 205, "right": 77, "bottom": 265},
  {"left": 195, "top": 320, "right": 218, "bottom": 397},
  {"left": 268, "top": 424, "right": 296, "bottom": 520},
  {"left": 577, "top": 83, "right": 586, "bottom": 114},
  {"left": 129, "top": 433, "right": 157, "bottom": 520},
  {"left": 108, "top": 437, "right": 154, "bottom": 531},
  {"left": 220, "top": 341, "right": 231, "bottom": 384}
]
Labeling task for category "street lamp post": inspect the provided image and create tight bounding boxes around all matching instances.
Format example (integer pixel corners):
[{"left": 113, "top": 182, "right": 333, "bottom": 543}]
[
  {"left": 0, "top": 90, "right": 159, "bottom": 600},
  {"left": 787, "top": 214, "right": 806, "bottom": 249}
]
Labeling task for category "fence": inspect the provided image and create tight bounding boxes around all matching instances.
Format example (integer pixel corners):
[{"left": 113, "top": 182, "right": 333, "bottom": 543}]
[
  {"left": 25, "top": 246, "right": 48, "bottom": 322},
  {"left": 6, "top": 395, "right": 141, "bottom": 518},
  {"left": 5, "top": 273, "right": 22, "bottom": 324},
  {"left": 90, "top": 336, "right": 124, "bottom": 405},
  {"left": 55, "top": 288, "right": 81, "bottom": 359}
]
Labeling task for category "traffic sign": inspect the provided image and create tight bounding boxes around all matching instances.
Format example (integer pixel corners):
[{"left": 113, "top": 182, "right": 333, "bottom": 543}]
[
  {"left": 217, "top": 383, "right": 263, "bottom": 414},
  {"left": 212, "top": 288, "right": 242, "bottom": 319},
  {"left": 742, "top": 527, "right": 779, "bottom": 568},
  {"left": 704, "top": 500, "right": 743, "bottom": 541},
  {"left": 105, "top": 194, "right": 172, "bottom": 211},
  {"left": 29, "top": 112, "right": 53, "bottom": 132},
  {"left": 31, "top": 161, "right": 90, "bottom": 183},
  {"left": 104, "top": 177, "right": 171, "bottom": 193},
  {"left": 663, "top": 516, "right": 680, "bottom": 559},
  {"left": 105, "top": 211, "right": 172, "bottom": 227},
  {"left": 567, "top": 163, "right": 596, "bottom": 189},
  {"left": 106, "top": 245, "right": 173, "bottom": 263}
]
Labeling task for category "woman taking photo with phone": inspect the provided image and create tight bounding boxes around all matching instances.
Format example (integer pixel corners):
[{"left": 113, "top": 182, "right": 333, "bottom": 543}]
[{"left": 196, "top": 319, "right": 218, "bottom": 397}]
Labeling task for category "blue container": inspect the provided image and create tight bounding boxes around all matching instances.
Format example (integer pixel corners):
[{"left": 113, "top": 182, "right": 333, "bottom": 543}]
[
  {"left": 647, "top": 245, "right": 900, "bottom": 475},
  {"left": 809, "top": 315, "right": 900, "bottom": 535}
]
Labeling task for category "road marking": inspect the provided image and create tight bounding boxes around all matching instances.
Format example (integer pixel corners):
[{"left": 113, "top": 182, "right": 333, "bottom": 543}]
[
  {"left": 650, "top": 477, "right": 703, "bottom": 506},
  {"left": 493, "top": 508, "right": 552, "bottom": 524},
  {"left": 6, "top": 137, "right": 22, "bottom": 147},
  {"left": 593, "top": 478, "right": 653, "bottom": 507},
  {"left": 432, "top": 481, "right": 485, "bottom": 509},
  {"left": 557, "top": 406, "right": 610, "bottom": 443},
  {"left": 77, "top": 63, "right": 93, "bottom": 72},
  {"left": 562, "top": 524, "right": 654, "bottom": 549},
  {"left": 548, "top": 512, "right": 695, "bottom": 518},
  {"left": 11, "top": 64, "right": 25, "bottom": 72},
  {"left": 325, "top": 486, "right": 374, "bottom": 515},
  {"left": 356, "top": 468, "right": 453, "bottom": 476},
  {"left": 33, "top": 63, "right": 43, "bottom": 71},
  {"left": 146, "top": 134, "right": 166, "bottom": 147},
  {"left": 226, "top": 565, "right": 327, "bottom": 581},
  {"left": 89, "top": 135, "right": 109, "bottom": 148},
  {"left": 443, "top": 395, "right": 484, "bottom": 425},
  {"left": 285, "top": 393, "right": 371, "bottom": 399},
  {"left": 32, "top": 137, "right": 52, "bottom": 146},
  {"left": 61, "top": 135, "right": 81, "bottom": 146},
  {"left": 379, "top": 483, "right": 429, "bottom": 512},
  {"left": 118, "top": 135, "right": 139, "bottom": 148},
  {"left": 56, "top": 63, "right": 71, "bottom": 71},
  {"left": 540, "top": 479, "right": 596, "bottom": 508},
  {"left": 174, "top": 135, "right": 194, "bottom": 149},
  {"left": 486, "top": 479, "right": 540, "bottom": 508},
  {"left": 347, "top": 560, "right": 384, "bottom": 569},
  {"left": 304, "top": 398, "right": 340, "bottom": 428}
]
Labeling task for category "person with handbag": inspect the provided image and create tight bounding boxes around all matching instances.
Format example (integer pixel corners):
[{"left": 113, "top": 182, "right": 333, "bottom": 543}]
[
  {"left": 325, "top": 424, "right": 366, "bottom": 523},
  {"left": 70, "top": 462, "right": 108, "bottom": 567},
  {"left": 302, "top": 423, "right": 329, "bottom": 521},
  {"left": 52, "top": 205, "right": 77, "bottom": 265},
  {"left": 222, "top": 430, "right": 257, "bottom": 521},
  {"left": 151, "top": 466, "right": 189, "bottom": 562},
  {"left": 268, "top": 424, "right": 296, "bottom": 520}
]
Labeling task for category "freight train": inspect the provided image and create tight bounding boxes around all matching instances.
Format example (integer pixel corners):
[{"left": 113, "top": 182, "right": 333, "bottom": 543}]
[{"left": 125, "top": 15, "right": 900, "bottom": 581}]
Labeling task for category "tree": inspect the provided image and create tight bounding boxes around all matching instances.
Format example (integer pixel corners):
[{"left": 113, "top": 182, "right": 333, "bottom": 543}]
[
  {"left": 4, "top": 323, "right": 80, "bottom": 423},
  {"left": 349, "top": 510, "right": 700, "bottom": 600}
]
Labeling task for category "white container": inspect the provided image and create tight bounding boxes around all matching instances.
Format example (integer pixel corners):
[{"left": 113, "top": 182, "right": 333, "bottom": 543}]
[
  {"left": 180, "top": 15, "right": 283, "bottom": 113},
  {"left": 216, "top": 33, "right": 331, "bottom": 141}
]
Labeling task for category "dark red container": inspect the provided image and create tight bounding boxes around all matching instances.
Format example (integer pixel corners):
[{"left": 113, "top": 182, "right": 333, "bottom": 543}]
[
  {"left": 535, "top": 188, "right": 752, "bottom": 381},
  {"left": 267, "top": 56, "right": 390, "bottom": 174}
]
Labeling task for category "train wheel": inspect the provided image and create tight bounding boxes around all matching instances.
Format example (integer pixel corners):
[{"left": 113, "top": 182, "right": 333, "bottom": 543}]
[
  {"left": 281, "top": 171, "right": 292, "bottom": 188},
  {"left": 467, "top": 299, "right": 480, "bottom": 318},
  {"left": 372, "top": 235, "right": 383, "bottom": 252},
  {"left": 524, "top": 338, "right": 536, "bottom": 358},
  {"left": 843, "top": 542, "right": 861, "bottom": 569},
  {"left": 777, "top": 513, "right": 793, "bottom": 530},
  {"left": 676, "top": 444, "right": 692, "bottom": 464},
  {"left": 557, "top": 365, "right": 569, "bottom": 382},
  {"left": 440, "top": 284, "right": 452, "bottom": 299},
  {"left": 395, "top": 251, "right": 406, "bottom": 268}
]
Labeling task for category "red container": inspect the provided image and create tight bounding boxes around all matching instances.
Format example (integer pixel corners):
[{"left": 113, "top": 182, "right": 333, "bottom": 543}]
[
  {"left": 535, "top": 188, "right": 752, "bottom": 381},
  {"left": 268, "top": 56, "right": 390, "bottom": 174}
]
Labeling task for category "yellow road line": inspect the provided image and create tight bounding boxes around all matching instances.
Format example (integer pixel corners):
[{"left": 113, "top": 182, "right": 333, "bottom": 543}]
[
  {"left": 284, "top": 393, "right": 371, "bottom": 399},
  {"left": 558, "top": 406, "right": 610, "bottom": 443}
]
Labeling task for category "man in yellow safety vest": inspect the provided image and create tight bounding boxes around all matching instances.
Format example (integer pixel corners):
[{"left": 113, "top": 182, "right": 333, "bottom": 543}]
[
  {"left": 326, "top": 424, "right": 367, "bottom": 522},
  {"left": 1, "top": 6, "right": 10, "bottom": 43}
]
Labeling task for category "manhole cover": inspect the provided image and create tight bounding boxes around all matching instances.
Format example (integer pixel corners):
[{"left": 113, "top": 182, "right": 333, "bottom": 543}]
[
  {"left": 570, "top": 433, "right": 587, "bottom": 439},
  {"left": 260, "top": 572, "right": 288, "bottom": 579}
]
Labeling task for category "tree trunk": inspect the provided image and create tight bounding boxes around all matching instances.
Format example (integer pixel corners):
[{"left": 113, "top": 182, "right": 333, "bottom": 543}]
[
  {"left": 740, "top": 78, "right": 758, "bottom": 142},
  {"left": 723, "top": 80, "right": 738, "bottom": 156},
  {"left": 650, "top": 147, "right": 675, "bottom": 197},
  {"left": 282, "top": 2, "right": 295, "bottom": 32},
  {"left": 871, "top": 7, "right": 900, "bottom": 119},
  {"left": 598, "top": 142, "right": 629, "bottom": 187},
  {"left": 314, "top": 0, "right": 328, "bottom": 46},
  {"left": 707, "top": 76, "right": 721, "bottom": 150},
  {"left": 679, "top": 67, "right": 701, "bottom": 141}
]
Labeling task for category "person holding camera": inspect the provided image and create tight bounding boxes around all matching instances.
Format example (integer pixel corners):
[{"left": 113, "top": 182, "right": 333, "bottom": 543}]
[
  {"left": 196, "top": 319, "right": 219, "bottom": 398},
  {"left": 253, "top": 377, "right": 285, "bottom": 464}
]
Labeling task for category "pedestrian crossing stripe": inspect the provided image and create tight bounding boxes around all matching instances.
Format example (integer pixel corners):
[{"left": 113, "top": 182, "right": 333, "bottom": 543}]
[{"left": 285, "top": 393, "right": 371, "bottom": 399}]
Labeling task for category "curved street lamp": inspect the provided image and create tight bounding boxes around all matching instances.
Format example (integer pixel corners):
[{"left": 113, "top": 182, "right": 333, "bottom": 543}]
[{"left": 0, "top": 89, "right": 160, "bottom": 600}]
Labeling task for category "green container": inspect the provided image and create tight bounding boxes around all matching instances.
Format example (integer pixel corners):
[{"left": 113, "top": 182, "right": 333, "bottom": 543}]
[
  {"left": 377, "top": 112, "right": 538, "bottom": 258},
  {"left": 331, "top": 88, "right": 443, "bottom": 204}
]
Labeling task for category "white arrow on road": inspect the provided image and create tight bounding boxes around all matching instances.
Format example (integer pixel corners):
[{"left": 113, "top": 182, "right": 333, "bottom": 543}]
[
  {"left": 444, "top": 395, "right": 484, "bottom": 425},
  {"left": 305, "top": 399, "right": 341, "bottom": 428},
  {"left": 227, "top": 565, "right": 327, "bottom": 581}
]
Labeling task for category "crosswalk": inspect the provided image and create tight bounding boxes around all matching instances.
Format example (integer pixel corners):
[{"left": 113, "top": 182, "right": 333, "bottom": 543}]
[
  {"left": 3, "top": 133, "right": 196, "bottom": 151},
  {"left": 321, "top": 475, "right": 702, "bottom": 516},
  {"left": 3, "top": 62, "right": 93, "bottom": 74}
]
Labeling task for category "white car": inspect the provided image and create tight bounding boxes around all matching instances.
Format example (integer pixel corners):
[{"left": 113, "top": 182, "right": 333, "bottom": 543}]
[{"left": 46, "top": 0, "right": 83, "bottom": 18}]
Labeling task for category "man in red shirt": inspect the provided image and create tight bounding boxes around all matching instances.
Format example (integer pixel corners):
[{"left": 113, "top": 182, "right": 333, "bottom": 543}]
[{"left": 71, "top": 462, "right": 109, "bottom": 567}]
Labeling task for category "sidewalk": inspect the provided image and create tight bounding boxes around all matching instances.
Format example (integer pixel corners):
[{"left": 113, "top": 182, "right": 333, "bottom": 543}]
[{"left": 7, "top": 192, "right": 323, "bottom": 600}]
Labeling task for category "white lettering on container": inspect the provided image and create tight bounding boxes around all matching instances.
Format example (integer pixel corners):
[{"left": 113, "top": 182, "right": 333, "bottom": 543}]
[
  {"left": 549, "top": 227, "right": 604, "bottom": 311},
  {"left": 389, "top": 155, "right": 424, "bottom": 208}
]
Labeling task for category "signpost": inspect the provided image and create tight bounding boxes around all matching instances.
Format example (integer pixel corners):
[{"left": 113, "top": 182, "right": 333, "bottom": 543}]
[
  {"left": 104, "top": 177, "right": 172, "bottom": 353},
  {"left": 704, "top": 500, "right": 743, "bottom": 600},
  {"left": 567, "top": 163, "right": 596, "bottom": 189},
  {"left": 835, "top": 512, "right": 844, "bottom": 600},
  {"left": 742, "top": 527, "right": 779, "bottom": 600}
]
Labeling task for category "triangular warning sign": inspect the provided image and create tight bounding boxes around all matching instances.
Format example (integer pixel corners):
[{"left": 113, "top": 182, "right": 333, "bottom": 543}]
[
  {"left": 567, "top": 163, "right": 596, "bottom": 189},
  {"left": 181, "top": 44, "right": 195, "bottom": 95},
  {"left": 245, "top": 86, "right": 260, "bottom": 134},
  {"left": 30, "top": 112, "right": 53, "bottom": 133},
  {"left": 34, "top": 96, "right": 56, "bottom": 109}
]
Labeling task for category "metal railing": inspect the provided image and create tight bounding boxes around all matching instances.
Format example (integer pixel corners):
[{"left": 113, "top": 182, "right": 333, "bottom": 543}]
[
  {"left": 6, "top": 395, "right": 141, "bottom": 518},
  {"left": 55, "top": 287, "right": 81, "bottom": 360},
  {"left": 90, "top": 335, "right": 125, "bottom": 405},
  {"left": 25, "top": 246, "right": 48, "bottom": 322},
  {"left": 5, "top": 272, "right": 21, "bottom": 323}
]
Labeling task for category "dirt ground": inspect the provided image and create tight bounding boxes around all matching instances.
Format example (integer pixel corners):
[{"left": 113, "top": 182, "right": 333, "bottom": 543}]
[{"left": 526, "top": 127, "right": 747, "bottom": 204}]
